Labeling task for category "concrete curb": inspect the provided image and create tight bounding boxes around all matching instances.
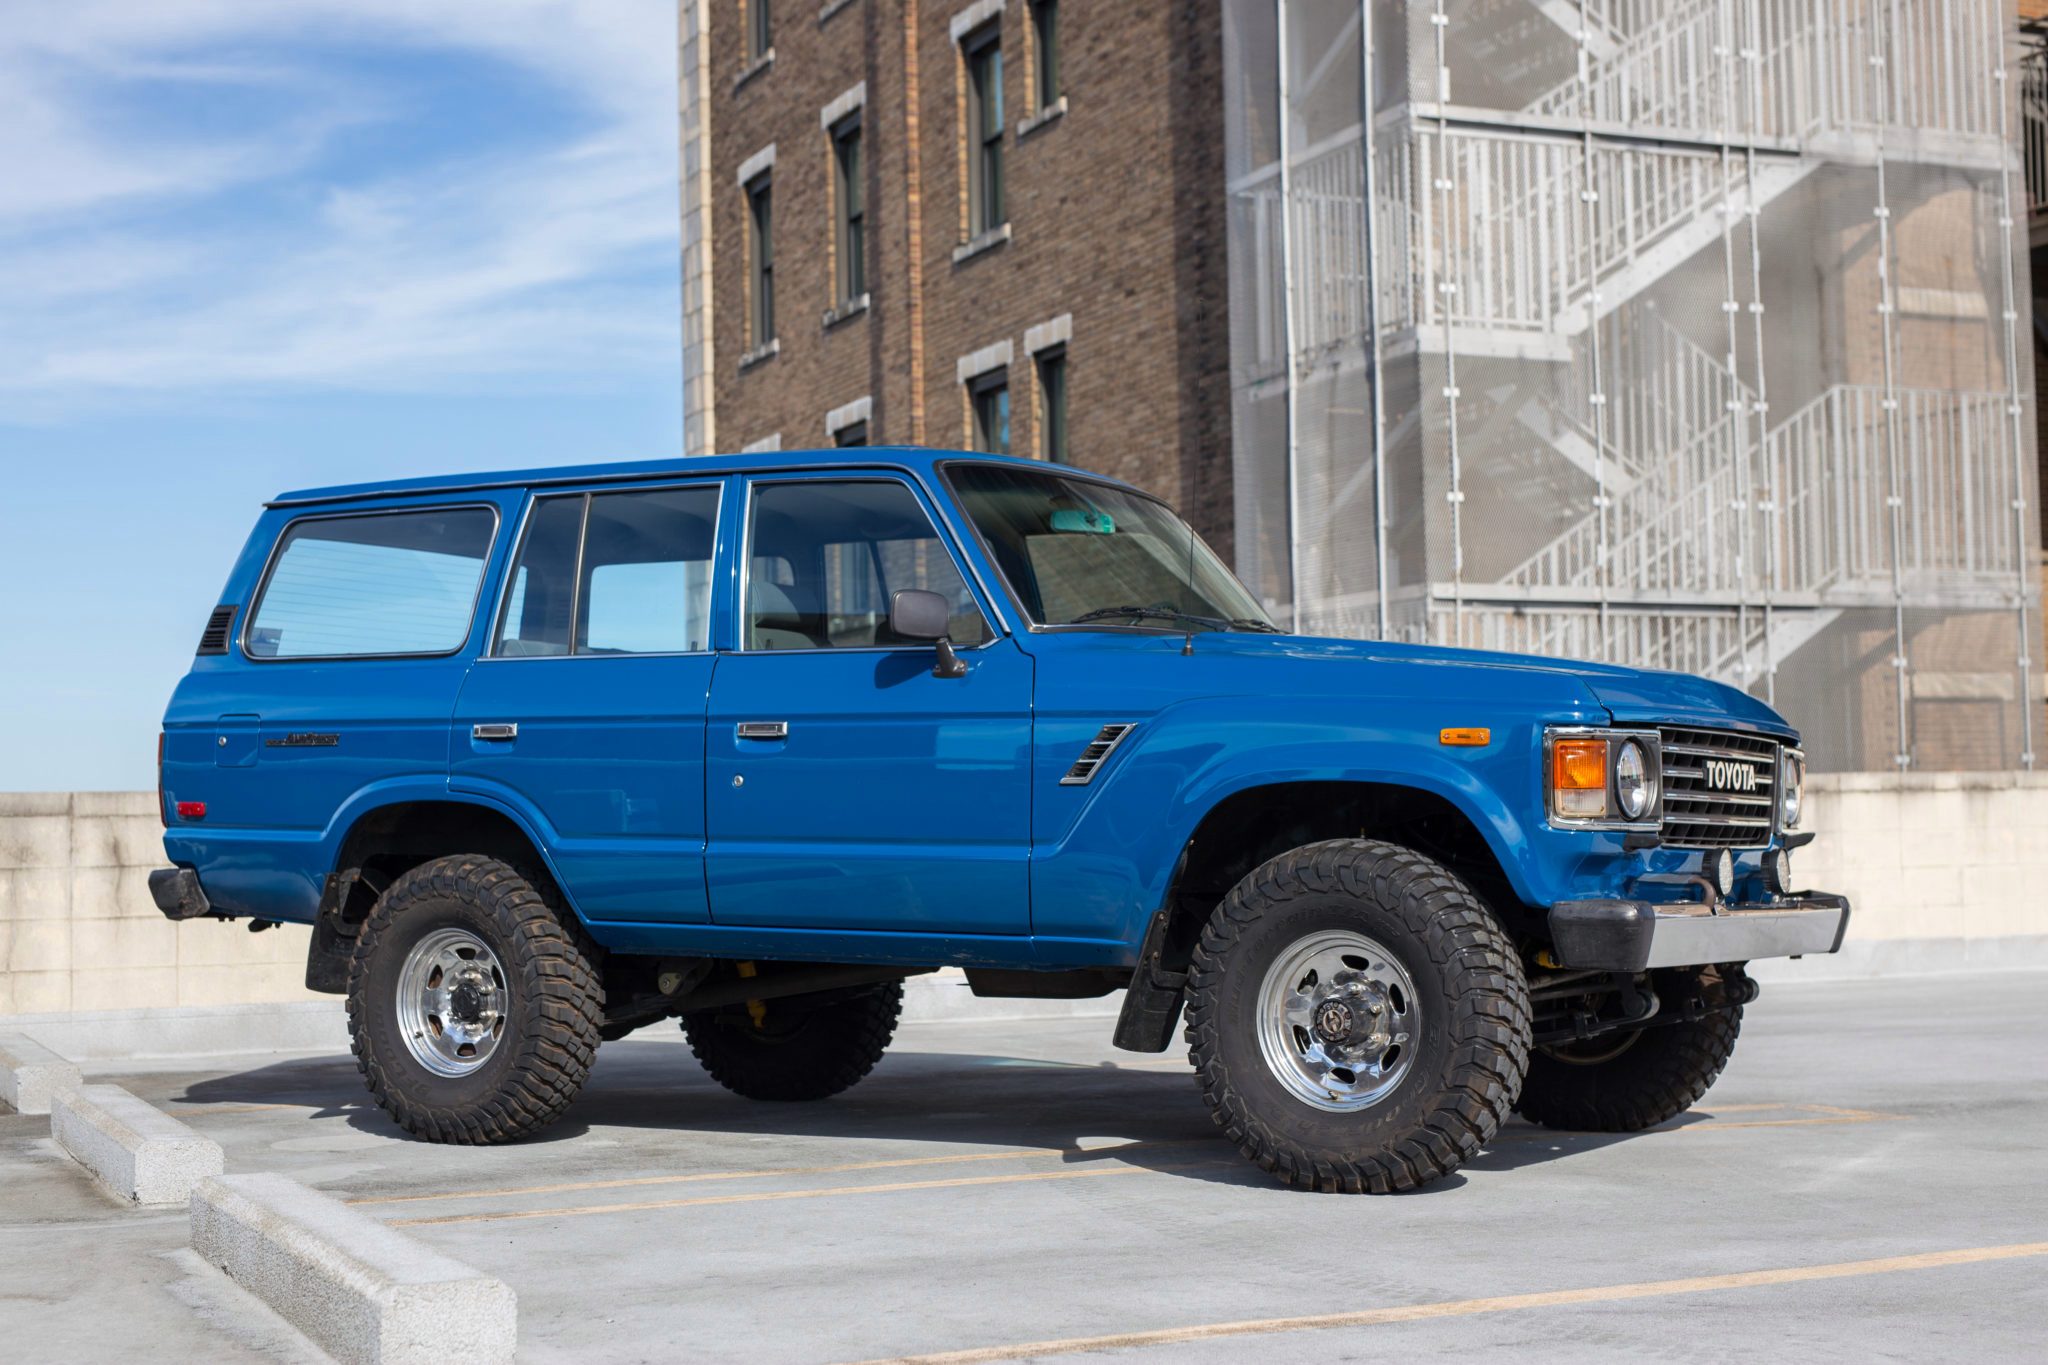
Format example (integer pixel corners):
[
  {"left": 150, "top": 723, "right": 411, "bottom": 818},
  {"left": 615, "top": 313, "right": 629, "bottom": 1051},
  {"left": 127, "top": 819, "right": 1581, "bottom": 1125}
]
[
  {"left": 0, "top": 1032, "right": 82, "bottom": 1114},
  {"left": 51, "top": 1083, "right": 224, "bottom": 1205},
  {"left": 190, "top": 1173, "right": 516, "bottom": 1365}
]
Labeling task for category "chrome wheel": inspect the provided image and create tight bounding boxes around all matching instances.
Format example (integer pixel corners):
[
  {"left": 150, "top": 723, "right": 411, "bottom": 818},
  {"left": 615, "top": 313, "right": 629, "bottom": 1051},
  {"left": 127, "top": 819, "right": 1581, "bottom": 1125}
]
[
  {"left": 395, "top": 928, "right": 509, "bottom": 1077},
  {"left": 1256, "top": 930, "right": 1418, "bottom": 1113}
]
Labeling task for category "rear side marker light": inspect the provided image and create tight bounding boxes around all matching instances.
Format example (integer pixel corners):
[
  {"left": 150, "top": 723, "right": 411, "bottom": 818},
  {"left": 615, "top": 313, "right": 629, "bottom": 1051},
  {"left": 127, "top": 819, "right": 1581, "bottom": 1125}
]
[
  {"left": 1550, "top": 738, "right": 1608, "bottom": 819},
  {"left": 176, "top": 801, "right": 207, "bottom": 821}
]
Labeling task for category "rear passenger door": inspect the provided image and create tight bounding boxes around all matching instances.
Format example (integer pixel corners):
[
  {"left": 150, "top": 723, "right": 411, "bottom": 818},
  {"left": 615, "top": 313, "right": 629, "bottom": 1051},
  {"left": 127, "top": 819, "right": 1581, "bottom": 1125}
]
[{"left": 451, "top": 481, "right": 727, "bottom": 925}]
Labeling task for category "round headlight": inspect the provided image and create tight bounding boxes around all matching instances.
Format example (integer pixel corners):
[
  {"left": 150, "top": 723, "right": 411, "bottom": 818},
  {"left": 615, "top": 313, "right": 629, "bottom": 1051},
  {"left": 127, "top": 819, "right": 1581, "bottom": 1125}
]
[
  {"left": 1614, "top": 739, "right": 1654, "bottom": 821},
  {"left": 1780, "top": 750, "right": 1805, "bottom": 830}
]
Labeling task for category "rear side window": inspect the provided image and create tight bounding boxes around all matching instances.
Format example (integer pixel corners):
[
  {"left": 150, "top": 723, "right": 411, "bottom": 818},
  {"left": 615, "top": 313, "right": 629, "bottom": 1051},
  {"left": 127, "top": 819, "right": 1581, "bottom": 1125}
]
[
  {"left": 496, "top": 486, "right": 720, "bottom": 657},
  {"left": 246, "top": 507, "right": 497, "bottom": 659}
]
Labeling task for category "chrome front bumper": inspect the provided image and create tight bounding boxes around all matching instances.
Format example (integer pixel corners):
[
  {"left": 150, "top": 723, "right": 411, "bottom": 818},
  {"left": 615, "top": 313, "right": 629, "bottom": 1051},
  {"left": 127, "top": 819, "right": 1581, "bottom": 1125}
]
[{"left": 1548, "top": 893, "right": 1851, "bottom": 972}]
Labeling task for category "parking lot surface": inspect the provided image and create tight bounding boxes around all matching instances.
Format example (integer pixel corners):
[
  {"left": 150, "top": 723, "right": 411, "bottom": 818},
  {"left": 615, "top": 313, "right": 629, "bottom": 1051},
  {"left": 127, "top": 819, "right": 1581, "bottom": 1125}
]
[{"left": 3, "top": 970, "right": 2044, "bottom": 1363}]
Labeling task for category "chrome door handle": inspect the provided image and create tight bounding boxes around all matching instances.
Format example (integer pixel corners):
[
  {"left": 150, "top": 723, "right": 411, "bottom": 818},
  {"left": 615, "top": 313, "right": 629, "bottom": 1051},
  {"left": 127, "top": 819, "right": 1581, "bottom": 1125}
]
[
  {"left": 735, "top": 721, "right": 788, "bottom": 740},
  {"left": 472, "top": 723, "right": 519, "bottom": 741}
]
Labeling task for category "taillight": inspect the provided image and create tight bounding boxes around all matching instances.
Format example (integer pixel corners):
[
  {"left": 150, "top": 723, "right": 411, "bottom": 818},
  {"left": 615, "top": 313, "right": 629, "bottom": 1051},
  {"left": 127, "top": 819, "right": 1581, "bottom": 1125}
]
[{"left": 158, "top": 732, "right": 168, "bottom": 828}]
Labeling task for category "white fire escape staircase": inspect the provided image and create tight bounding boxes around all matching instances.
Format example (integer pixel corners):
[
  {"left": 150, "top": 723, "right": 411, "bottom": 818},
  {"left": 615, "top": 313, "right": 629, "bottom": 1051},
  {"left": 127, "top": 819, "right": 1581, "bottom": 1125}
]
[{"left": 1239, "top": 0, "right": 2021, "bottom": 683}]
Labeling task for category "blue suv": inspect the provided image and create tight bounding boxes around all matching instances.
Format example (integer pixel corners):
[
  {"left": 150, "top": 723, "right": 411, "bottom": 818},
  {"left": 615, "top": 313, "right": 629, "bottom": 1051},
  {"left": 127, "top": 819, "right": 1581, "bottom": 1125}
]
[{"left": 152, "top": 449, "right": 1848, "bottom": 1192}]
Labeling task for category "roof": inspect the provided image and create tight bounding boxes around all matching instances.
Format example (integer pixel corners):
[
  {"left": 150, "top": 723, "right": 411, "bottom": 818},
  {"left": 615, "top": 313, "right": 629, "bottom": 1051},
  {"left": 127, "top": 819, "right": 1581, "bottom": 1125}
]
[{"left": 269, "top": 446, "right": 1134, "bottom": 507}]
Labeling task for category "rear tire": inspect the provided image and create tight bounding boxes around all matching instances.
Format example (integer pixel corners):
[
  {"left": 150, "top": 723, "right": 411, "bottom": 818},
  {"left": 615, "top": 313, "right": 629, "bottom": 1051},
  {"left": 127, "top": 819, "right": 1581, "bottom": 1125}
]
[
  {"left": 1184, "top": 839, "right": 1531, "bottom": 1193},
  {"left": 1515, "top": 967, "right": 1743, "bottom": 1132},
  {"left": 348, "top": 856, "right": 604, "bottom": 1144},
  {"left": 684, "top": 982, "right": 902, "bottom": 1102}
]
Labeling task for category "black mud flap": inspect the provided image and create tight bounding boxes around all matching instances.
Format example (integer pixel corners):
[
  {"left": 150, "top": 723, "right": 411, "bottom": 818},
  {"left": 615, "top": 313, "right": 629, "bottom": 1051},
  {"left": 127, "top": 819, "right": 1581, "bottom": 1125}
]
[{"left": 1113, "top": 908, "right": 1189, "bottom": 1053}]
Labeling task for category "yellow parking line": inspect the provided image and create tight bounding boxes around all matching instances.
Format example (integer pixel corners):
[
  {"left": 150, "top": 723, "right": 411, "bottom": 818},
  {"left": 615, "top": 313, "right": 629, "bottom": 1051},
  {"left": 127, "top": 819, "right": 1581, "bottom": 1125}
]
[
  {"left": 350, "top": 1139, "right": 1199, "bottom": 1208},
  {"left": 842, "top": 1242, "right": 2048, "bottom": 1365},
  {"left": 388, "top": 1162, "right": 1208, "bottom": 1228}
]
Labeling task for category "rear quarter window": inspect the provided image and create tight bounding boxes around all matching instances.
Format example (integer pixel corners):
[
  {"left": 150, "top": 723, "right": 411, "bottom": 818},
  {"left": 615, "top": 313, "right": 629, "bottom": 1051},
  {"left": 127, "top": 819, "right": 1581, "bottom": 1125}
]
[{"left": 245, "top": 506, "right": 498, "bottom": 659}]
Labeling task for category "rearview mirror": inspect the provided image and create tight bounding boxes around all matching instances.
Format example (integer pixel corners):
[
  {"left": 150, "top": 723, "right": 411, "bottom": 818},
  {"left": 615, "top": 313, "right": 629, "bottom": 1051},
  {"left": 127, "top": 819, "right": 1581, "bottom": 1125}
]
[
  {"left": 890, "top": 589, "right": 968, "bottom": 679},
  {"left": 889, "top": 589, "right": 951, "bottom": 641}
]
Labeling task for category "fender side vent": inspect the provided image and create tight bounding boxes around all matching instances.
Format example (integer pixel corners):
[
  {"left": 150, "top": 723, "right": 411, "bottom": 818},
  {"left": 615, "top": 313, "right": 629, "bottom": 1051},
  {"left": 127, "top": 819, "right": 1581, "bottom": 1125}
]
[
  {"left": 1061, "top": 723, "right": 1137, "bottom": 786},
  {"left": 197, "top": 604, "right": 238, "bottom": 655}
]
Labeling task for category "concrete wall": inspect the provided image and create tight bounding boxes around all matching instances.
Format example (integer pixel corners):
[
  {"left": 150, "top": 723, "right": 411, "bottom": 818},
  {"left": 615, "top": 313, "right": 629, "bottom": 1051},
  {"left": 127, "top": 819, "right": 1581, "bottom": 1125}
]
[
  {"left": 2, "top": 778, "right": 2043, "bottom": 1035},
  {"left": 0, "top": 793, "right": 321, "bottom": 1018}
]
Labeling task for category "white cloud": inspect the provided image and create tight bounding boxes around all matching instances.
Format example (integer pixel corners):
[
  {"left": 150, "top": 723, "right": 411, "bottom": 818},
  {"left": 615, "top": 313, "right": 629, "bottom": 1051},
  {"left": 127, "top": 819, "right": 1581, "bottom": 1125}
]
[{"left": 0, "top": 0, "right": 680, "bottom": 413}]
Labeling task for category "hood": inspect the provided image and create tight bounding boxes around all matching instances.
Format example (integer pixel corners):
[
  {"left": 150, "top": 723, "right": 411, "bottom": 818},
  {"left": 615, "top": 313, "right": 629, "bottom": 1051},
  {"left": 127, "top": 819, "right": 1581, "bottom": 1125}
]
[
  {"left": 1036, "top": 631, "right": 1796, "bottom": 738},
  {"left": 1287, "top": 635, "right": 1794, "bottom": 737}
]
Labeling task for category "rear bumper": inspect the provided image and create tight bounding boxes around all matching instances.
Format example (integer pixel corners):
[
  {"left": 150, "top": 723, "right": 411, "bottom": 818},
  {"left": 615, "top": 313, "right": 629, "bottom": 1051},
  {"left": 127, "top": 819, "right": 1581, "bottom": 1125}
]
[
  {"left": 1549, "top": 892, "right": 1850, "bottom": 972},
  {"left": 148, "top": 867, "right": 213, "bottom": 921}
]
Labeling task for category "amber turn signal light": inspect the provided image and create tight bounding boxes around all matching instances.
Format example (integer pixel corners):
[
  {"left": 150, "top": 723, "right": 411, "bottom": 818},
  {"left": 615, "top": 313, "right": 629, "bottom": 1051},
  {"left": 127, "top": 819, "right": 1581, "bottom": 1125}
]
[
  {"left": 1550, "top": 738, "right": 1608, "bottom": 818},
  {"left": 1439, "top": 727, "right": 1491, "bottom": 747}
]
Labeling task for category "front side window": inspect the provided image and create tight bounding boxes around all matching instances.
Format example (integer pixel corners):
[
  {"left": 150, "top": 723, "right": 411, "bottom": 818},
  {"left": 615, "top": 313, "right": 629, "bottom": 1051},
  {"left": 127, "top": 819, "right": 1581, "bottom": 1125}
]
[
  {"left": 970, "top": 369, "right": 1010, "bottom": 454},
  {"left": 496, "top": 487, "right": 719, "bottom": 657},
  {"left": 747, "top": 175, "right": 774, "bottom": 346},
  {"left": 947, "top": 464, "right": 1275, "bottom": 632},
  {"left": 833, "top": 120, "right": 865, "bottom": 302},
  {"left": 247, "top": 507, "right": 496, "bottom": 659},
  {"left": 964, "top": 29, "right": 1004, "bottom": 235},
  {"left": 745, "top": 480, "right": 989, "bottom": 650}
]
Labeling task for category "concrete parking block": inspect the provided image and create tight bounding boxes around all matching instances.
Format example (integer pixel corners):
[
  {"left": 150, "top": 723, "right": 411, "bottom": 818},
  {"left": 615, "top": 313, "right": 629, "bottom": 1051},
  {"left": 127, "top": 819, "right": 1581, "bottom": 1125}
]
[
  {"left": 190, "top": 1173, "right": 516, "bottom": 1365},
  {"left": 51, "top": 1083, "right": 223, "bottom": 1205},
  {"left": 0, "top": 1033, "right": 81, "bottom": 1114}
]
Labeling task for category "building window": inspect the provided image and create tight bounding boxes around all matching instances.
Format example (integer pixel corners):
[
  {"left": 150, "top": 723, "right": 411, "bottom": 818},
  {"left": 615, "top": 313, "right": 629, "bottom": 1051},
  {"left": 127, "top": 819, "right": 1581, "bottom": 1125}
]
[
  {"left": 1035, "top": 346, "right": 1066, "bottom": 462},
  {"left": 746, "top": 175, "right": 774, "bottom": 347},
  {"left": 833, "top": 119, "right": 865, "bottom": 303},
  {"left": 970, "top": 369, "right": 1010, "bottom": 454},
  {"left": 834, "top": 421, "right": 868, "bottom": 448},
  {"left": 1030, "top": 0, "right": 1059, "bottom": 111},
  {"left": 964, "top": 26, "right": 1004, "bottom": 236},
  {"left": 747, "top": 0, "right": 771, "bottom": 62}
]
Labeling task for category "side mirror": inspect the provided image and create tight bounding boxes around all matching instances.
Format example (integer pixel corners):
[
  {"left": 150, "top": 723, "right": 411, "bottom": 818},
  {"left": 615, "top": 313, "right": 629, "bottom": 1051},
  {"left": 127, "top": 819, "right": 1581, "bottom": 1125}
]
[{"left": 890, "top": 589, "right": 968, "bottom": 679}]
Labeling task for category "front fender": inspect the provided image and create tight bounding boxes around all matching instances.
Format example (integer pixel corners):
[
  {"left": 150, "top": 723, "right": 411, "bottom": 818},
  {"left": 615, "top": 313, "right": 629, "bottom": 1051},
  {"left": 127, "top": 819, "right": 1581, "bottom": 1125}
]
[{"left": 1028, "top": 698, "right": 1563, "bottom": 948}]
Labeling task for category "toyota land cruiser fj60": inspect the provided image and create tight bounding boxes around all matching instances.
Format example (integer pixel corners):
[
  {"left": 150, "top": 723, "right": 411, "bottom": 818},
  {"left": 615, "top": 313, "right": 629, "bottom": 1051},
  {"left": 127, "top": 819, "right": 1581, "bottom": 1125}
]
[{"left": 151, "top": 449, "right": 1848, "bottom": 1192}]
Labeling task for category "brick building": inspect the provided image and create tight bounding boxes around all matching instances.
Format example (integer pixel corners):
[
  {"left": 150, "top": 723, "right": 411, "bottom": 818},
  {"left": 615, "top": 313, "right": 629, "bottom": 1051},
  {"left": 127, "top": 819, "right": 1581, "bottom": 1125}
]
[
  {"left": 677, "top": 0, "right": 1236, "bottom": 549},
  {"left": 681, "top": 0, "right": 2043, "bottom": 774}
]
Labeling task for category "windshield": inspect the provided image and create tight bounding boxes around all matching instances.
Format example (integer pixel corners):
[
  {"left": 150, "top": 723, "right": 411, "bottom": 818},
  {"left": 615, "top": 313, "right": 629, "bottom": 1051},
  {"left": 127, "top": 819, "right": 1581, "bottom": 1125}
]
[{"left": 947, "top": 463, "right": 1277, "bottom": 632}]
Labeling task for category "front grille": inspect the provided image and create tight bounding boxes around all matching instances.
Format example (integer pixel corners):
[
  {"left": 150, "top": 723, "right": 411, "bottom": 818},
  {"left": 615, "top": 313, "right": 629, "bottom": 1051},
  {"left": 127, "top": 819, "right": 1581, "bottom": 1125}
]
[{"left": 1658, "top": 725, "right": 1779, "bottom": 849}]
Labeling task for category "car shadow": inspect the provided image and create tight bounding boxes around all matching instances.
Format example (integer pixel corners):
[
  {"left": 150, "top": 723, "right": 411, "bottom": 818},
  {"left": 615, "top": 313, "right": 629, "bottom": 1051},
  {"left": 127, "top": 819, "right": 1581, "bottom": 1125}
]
[{"left": 170, "top": 1042, "right": 1700, "bottom": 1192}]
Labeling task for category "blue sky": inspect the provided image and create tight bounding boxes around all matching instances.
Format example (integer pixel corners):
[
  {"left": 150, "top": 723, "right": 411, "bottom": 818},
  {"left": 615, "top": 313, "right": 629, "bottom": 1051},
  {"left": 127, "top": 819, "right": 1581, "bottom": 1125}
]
[{"left": 0, "top": 1, "right": 682, "bottom": 790}]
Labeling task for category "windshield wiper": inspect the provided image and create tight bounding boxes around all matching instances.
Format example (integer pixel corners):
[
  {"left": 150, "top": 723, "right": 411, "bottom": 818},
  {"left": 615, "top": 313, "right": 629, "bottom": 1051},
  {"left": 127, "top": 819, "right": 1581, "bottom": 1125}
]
[{"left": 1068, "top": 606, "right": 1281, "bottom": 634}]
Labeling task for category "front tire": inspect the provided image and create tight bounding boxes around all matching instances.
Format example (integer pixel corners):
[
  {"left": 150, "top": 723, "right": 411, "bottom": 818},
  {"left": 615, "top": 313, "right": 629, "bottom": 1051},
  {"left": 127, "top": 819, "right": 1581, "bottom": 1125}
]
[
  {"left": 348, "top": 855, "right": 604, "bottom": 1144},
  {"left": 1516, "top": 967, "right": 1743, "bottom": 1132},
  {"left": 1185, "top": 839, "right": 1531, "bottom": 1193},
  {"left": 683, "top": 982, "right": 903, "bottom": 1102}
]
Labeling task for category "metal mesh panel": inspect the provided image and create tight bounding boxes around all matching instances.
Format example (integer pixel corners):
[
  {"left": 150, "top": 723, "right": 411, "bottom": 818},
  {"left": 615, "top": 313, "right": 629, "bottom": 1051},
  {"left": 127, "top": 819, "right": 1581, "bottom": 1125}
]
[{"left": 1221, "top": 0, "right": 2044, "bottom": 771}]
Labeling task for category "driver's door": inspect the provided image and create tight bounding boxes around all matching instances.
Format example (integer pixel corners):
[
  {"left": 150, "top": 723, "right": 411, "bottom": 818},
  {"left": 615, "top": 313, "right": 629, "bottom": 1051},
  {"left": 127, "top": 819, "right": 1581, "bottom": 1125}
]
[{"left": 704, "top": 474, "right": 1034, "bottom": 936}]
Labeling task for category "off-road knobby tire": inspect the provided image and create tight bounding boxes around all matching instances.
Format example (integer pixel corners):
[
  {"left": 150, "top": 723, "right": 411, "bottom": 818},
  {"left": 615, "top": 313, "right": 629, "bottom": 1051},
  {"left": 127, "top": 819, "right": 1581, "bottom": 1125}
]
[
  {"left": 348, "top": 855, "right": 604, "bottom": 1144},
  {"left": 1516, "top": 969, "right": 1743, "bottom": 1132},
  {"left": 683, "top": 983, "right": 903, "bottom": 1102},
  {"left": 1185, "top": 839, "right": 1531, "bottom": 1194}
]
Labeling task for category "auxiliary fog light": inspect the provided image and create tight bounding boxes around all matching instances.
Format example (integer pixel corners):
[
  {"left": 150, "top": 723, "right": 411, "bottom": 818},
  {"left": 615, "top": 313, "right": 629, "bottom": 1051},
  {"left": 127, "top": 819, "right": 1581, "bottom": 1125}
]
[
  {"left": 1709, "top": 849, "right": 1737, "bottom": 899},
  {"left": 1764, "top": 847, "right": 1794, "bottom": 897}
]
